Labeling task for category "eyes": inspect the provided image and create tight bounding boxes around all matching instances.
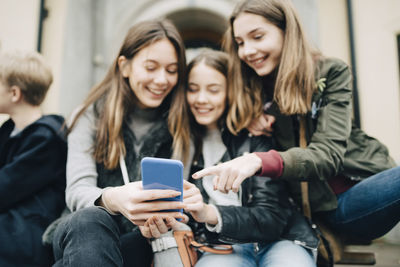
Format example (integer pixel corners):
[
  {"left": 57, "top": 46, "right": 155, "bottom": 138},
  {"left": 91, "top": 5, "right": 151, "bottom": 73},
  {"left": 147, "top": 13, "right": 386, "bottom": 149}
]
[
  {"left": 187, "top": 84, "right": 223, "bottom": 94},
  {"left": 235, "top": 33, "right": 265, "bottom": 47},
  {"left": 144, "top": 62, "right": 178, "bottom": 74}
]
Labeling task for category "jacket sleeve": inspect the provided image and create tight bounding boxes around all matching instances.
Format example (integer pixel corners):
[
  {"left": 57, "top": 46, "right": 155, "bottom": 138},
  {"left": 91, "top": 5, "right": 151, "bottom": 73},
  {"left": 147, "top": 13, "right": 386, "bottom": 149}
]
[
  {"left": 280, "top": 58, "right": 353, "bottom": 181},
  {"left": 0, "top": 128, "right": 66, "bottom": 212},
  {"left": 215, "top": 178, "right": 293, "bottom": 243}
]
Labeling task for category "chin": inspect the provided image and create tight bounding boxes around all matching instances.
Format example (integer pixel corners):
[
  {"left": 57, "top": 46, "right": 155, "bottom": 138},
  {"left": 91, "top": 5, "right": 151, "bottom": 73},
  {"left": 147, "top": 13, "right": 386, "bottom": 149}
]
[
  {"left": 144, "top": 101, "right": 163, "bottom": 109},
  {"left": 255, "top": 68, "right": 270, "bottom": 77}
]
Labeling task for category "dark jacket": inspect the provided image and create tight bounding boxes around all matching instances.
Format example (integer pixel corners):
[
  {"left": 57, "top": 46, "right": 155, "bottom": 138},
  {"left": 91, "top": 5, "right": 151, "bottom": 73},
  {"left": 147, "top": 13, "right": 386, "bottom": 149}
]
[
  {"left": 188, "top": 129, "right": 319, "bottom": 251},
  {"left": 267, "top": 57, "right": 396, "bottom": 212},
  {"left": 0, "top": 115, "right": 67, "bottom": 267}
]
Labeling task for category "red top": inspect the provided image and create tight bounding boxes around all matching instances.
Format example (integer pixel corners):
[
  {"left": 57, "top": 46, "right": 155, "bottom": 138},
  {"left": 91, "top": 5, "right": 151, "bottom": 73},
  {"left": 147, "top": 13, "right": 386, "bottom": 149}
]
[{"left": 254, "top": 150, "right": 283, "bottom": 178}]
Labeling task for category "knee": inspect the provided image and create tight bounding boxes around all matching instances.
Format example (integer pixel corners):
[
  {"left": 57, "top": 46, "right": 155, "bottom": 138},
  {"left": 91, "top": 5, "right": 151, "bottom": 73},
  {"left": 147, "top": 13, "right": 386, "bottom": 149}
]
[
  {"left": 262, "top": 240, "right": 316, "bottom": 267},
  {"left": 58, "top": 207, "right": 118, "bottom": 237}
]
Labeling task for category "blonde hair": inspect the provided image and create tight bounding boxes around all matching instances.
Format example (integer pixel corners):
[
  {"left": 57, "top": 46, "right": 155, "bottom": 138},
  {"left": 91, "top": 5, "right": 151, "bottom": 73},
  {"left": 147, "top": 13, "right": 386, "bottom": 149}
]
[
  {"left": 224, "top": 0, "right": 319, "bottom": 134},
  {"left": 170, "top": 49, "right": 229, "bottom": 164},
  {"left": 69, "top": 19, "right": 186, "bottom": 169},
  {"left": 0, "top": 50, "right": 53, "bottom": 105}
]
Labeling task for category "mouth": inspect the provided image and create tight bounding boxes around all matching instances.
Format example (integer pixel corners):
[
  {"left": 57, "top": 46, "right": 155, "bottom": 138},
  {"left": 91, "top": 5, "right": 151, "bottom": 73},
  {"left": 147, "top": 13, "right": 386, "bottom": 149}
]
[
  {"left": 146, "top": 87, "right": 166, "bottom": 97},
  {"left": 193, "top": 106, "right": 213, "bottom": 115},
  {"left": 248, "top": 55, "right": 267, "bottom": 68}
]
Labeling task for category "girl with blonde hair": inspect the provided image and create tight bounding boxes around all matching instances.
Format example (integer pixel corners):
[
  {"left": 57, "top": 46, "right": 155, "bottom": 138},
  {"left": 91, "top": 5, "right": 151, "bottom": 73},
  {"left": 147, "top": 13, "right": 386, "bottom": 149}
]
[{"left": 193, "top": 0, "right": 400, "bottom": 243}]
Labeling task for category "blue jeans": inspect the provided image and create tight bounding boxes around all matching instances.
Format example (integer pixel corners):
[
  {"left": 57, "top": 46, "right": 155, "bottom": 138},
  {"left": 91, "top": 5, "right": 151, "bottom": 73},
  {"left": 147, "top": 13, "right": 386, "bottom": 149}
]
[
  {"left": 52, "top": 207, "right": 152, "bottom": 267},
  {"left": 321, "top": 166, "right": 400, "bottom": 240},
  {"left": 195, "top": 241, "right": 316, "bottom": 267}
]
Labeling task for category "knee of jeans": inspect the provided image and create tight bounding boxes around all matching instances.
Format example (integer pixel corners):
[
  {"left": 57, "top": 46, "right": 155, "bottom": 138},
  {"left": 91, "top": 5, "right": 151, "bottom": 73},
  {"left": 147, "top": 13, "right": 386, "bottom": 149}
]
[
  {"left": 260, "top": 240, "right": 316, "bottom": 267},
  {"left": 67, "top": 207, "right": 116, "bottom": 233}
]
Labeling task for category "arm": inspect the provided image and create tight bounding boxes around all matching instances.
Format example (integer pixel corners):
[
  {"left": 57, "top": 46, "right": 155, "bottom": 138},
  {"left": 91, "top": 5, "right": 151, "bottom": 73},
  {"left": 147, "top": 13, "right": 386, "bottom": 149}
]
[
  {"left": 0, "top": 128, "right": 66, "bottom": 212},
  {"left": 279, "top": 59, "right": 352, "bottom": 181},
  {"left": 65, "top": 107, "right": 104, "bottom": 211},
  {"left": 185, "top": 177, "right": 292, "bottom": 243},
  {"left": 66, "top": 107, "right": 186, "bottom": 224},
  {"left": 191, "top": 136, "right": 292, "bottom": 243},
  {"left": 194, "top": 59, "right": 353, "bottom": 189},
  {"left": 215, "top": 178, "right": 292, "bottom": 243}
]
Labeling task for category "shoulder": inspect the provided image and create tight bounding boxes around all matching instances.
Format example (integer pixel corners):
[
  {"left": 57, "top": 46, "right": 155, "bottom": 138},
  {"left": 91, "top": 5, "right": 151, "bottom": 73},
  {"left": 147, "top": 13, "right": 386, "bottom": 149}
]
[
  {"left": 315, "top": 57, "right": 352, "bottom": 95},
  {"left": 316, "top": 57, "right": 349, "bottom": 75},
  {"left": 22, "top": 115, "right": 67, "bottom": 144}
]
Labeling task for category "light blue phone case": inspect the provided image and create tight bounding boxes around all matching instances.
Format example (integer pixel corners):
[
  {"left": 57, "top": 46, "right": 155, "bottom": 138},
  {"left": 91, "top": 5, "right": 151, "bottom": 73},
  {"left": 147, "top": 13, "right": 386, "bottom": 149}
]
[{"left": 141, "top": 157, "right": 183, "bottom": 213}]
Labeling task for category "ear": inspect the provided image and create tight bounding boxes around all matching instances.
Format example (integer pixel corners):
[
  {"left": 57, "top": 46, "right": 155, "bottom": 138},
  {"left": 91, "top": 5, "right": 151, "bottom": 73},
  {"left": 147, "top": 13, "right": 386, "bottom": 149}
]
[
  {"left": 10, "top": 86, "right": 22, "bottom": 103},
  {"left": 118, "top": 56, "right": 131, "bottom": 78}
]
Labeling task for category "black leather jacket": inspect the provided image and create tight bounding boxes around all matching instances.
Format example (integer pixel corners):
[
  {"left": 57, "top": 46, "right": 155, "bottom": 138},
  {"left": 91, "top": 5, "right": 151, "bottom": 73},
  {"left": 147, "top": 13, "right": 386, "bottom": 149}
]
[{"left": 188, "top": 129, "right": 319, "bottom": 251}]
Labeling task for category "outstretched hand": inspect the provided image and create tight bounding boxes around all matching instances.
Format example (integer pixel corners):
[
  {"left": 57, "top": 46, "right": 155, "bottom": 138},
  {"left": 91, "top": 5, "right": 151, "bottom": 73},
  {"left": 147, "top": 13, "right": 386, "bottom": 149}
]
[{"left": 192, "top": 153, "right": 262, "bottom": 193}]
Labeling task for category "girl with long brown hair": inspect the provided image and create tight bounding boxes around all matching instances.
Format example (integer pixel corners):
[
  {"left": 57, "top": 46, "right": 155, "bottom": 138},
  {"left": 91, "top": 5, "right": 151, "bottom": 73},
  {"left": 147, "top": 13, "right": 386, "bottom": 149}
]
[
  {"left": 52, "top": 19, "right": 187, "bottom": 266},
  {"left": 193, "top": 0, "right": 400, "bottom": 244}
]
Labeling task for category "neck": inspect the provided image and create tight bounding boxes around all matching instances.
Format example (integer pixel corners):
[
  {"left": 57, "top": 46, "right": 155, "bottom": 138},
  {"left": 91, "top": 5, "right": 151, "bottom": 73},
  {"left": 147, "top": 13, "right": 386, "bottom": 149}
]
[
  {"left": 10, "top": 104, "right": 42, "bottom": 130},
  {"left": 263, "top": 72, "right": 277, "bottom": 99}
]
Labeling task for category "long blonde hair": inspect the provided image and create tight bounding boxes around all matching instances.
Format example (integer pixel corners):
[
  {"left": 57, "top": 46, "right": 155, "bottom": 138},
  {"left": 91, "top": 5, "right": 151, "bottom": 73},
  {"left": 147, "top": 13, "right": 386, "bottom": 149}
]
[
  {"left": 170, "top": 49, "right": 229, "bottom": 164},
  {"left": 69, "top": 19, "right": 186, "bottom": 169},
  {"left": 224, "top": 0, "right": 319, "bottom": 134}
]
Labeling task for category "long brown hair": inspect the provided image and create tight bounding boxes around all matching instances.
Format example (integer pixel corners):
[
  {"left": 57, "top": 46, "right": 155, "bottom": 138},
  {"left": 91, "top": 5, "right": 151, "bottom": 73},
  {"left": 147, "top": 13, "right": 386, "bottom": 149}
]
[
  {"left": 224, "top": 0, "right": 319, "bottom": 134},
  {"left": 69, "top": 19, "right": 186, "bottom": 169},
  {"left": 170, "top": 49, "right": 229, "bottom": 164}
]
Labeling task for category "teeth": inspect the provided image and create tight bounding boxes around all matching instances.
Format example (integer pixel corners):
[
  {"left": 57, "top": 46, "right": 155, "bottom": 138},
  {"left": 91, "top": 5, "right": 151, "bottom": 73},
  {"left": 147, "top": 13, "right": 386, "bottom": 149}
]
[
  {"left": 148, "top": 88, "right": 164, "bottom": 95},
  {"left": 196, "top": 108, "right": 211, "bottom": 114}
]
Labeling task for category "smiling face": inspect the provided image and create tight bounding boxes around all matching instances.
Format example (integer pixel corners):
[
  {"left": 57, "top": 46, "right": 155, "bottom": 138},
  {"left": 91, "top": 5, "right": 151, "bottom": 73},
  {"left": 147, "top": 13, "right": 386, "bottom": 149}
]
[
  {"left": 119, "top": 38, "right": 178, "bottom": 109},
  {"left": 186, "top": 62, "right": 227, "bottom": 130},
  {"left": 233, "top": 12, "right": 284, "bottom": 77}
]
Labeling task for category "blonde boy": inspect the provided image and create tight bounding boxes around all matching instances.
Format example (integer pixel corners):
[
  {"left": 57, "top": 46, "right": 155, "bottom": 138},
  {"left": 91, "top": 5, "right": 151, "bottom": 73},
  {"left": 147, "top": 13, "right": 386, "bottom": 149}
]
[{"left": 0, "top": 51, "right": 66, "bottom": 266}]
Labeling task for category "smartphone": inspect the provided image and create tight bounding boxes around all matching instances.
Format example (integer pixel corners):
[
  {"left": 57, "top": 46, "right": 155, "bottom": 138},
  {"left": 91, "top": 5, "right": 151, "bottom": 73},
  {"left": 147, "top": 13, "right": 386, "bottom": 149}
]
[{"left": 141, "top": 157, "right": 184, "bottom": 214}]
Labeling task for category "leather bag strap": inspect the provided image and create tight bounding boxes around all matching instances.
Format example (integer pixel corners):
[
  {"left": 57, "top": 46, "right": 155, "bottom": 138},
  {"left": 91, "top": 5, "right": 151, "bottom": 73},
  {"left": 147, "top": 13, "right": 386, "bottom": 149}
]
[
  {"left": 190, "top": 240, "right": 233, "bottom": 254},
  {"left": 299, "top": 116, "right": 311, "bottom": 219},
  {"left": 173, "top": 230, "right": 198, "bottom": 267}
]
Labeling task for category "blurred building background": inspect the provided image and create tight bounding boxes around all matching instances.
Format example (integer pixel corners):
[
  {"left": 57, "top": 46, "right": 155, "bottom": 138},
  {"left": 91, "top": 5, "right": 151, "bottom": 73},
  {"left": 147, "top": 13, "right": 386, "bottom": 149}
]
[{"left": 1, "top": 0, "right": 399, "bottom": 165}]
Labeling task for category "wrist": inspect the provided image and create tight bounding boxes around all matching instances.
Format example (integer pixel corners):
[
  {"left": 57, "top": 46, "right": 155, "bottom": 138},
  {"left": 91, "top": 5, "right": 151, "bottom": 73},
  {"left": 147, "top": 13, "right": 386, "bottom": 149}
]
[
  {"left": 102, "top": 187, "right": 119, "bottom": 214},
  {"left": 249, "top": 152, "right": 263, "bottom": 174},
  {"left": 204, "top": 204, "right": 218, "bottom": 225}
]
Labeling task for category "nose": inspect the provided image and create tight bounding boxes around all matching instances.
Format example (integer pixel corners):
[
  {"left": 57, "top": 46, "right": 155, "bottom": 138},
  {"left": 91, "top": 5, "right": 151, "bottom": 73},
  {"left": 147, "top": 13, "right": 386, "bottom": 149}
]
[
  {"left": 154, "top": 69, "right": 167, "bottom": 86},
  {"left": 243, "top": 43, "right": 257, "bottom": 58},
  {"left": 195, "top": 89, "right": 208, "bottom": 103}
]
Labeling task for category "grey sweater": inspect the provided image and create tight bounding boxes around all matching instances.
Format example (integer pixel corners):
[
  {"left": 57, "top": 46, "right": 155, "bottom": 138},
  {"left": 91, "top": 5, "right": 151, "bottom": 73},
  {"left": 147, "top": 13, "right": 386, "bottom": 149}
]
[{"left": 66, "top": 106, "right": 171, "bottom": 212}]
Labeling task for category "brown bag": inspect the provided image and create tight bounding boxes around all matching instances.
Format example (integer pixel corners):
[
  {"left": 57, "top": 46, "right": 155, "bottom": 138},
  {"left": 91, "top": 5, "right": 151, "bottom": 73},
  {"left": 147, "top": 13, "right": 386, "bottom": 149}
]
[{"left": 173, "top": 230, "right": 233, "bottom": 267}]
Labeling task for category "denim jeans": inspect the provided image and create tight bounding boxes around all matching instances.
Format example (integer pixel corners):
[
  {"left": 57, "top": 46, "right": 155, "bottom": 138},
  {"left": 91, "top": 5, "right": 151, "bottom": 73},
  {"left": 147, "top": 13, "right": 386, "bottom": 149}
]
[
  {"left": 195, "top": 241, "right": 316, "bottom": 267},
  {"left": 52, "top": 206, "right": 152, "bottom": 267},
  {"left": 321, "top": 166, "right": 400, "bottom": 240}
]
